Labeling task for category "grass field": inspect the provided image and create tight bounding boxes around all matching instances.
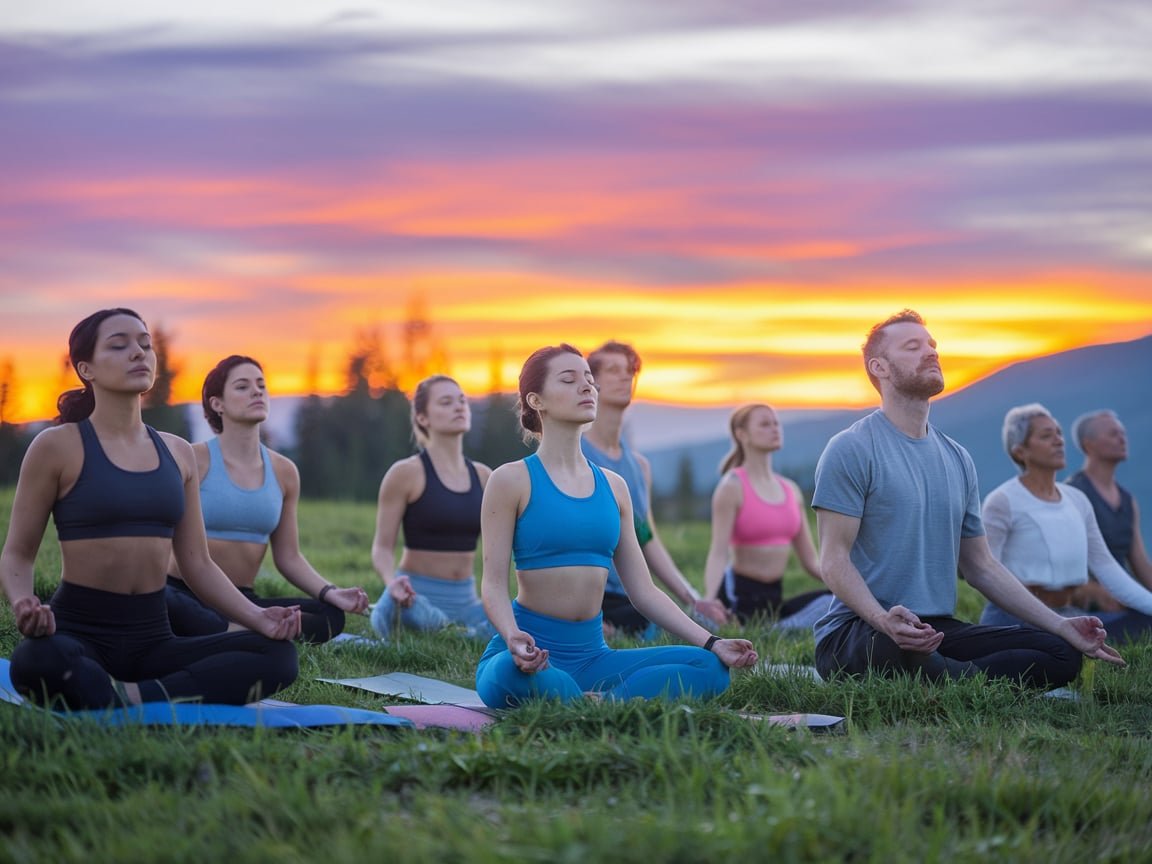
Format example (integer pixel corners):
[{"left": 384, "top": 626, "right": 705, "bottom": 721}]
[{"left": 2, "top": 490, "right": 1151, "bottom": 863}]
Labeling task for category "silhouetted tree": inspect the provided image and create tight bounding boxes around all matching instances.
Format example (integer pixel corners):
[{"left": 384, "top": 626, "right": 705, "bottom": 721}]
[
  {"left": 664, "top": 452, "right": 706, "bottom": 522},
  {"left": 467, "top": 392, "right": 531, "bottom": 469},
  {"left": 141, "top": 324, "right": 190, "bottom": 438},
  {"left": 294, "top": 337, "right": 412, "bottom": 501}
]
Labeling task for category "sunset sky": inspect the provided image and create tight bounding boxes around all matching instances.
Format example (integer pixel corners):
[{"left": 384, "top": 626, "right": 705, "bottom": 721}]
[{"left": 2, "top": 2, "right": 1151, "bottom": 423}]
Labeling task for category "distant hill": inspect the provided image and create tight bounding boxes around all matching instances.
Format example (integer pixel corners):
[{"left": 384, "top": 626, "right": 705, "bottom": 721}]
[{"left": 646, "top": 334, "right": 1152, "bottom": 541}]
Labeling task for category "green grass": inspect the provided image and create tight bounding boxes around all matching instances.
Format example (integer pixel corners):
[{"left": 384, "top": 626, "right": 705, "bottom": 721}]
[{"left": 2, "top": 490, "right": 1152, "bottom": 863}]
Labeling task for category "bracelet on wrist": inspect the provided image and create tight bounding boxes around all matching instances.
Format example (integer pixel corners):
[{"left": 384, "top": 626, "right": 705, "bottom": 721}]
[
  {"left": 703, "top": 634, "right": 721, "bottom": 653},
  {"left": 318, "top": 584, "right": 336, "bottom": 603}
]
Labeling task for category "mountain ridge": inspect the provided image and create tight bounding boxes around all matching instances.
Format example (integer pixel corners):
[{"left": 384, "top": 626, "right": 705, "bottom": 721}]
[{"left": 645, "top": 334, "right": 1152, "bottom": 541}]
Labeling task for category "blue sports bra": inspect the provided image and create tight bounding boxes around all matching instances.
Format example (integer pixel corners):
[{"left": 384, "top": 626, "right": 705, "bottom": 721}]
[
  {"left": 53, "top": 419, "right": 185, "bottom": 541},
  {"left": 402, "top": 450, "right": 483, "bottom": 552},
  {"left": 200, "top": 437, "right": 283, "bottom": 543},
  {"left": 512, "top": 454, "right": 620, "bottom": 570}
]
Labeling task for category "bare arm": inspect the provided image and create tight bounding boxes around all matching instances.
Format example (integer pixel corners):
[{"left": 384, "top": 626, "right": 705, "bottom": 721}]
[
  {"left": 269, "top": 454, "right": 367, "bottom": 614},
  {"left": 816, "top": 508, "right": 943, "bottom": 653},
  {"left": 479, "top": 465, "right": 548, "bottom": 673},
  {"left": 1127, "top": 498, "right": 1152, "bottom": 590},
  {"left": 0, "top": 430, "right": 63, "bottom": 636},
  {"left": 786, "top": 479, "right": 823, "bottom": 582},
  {"left": 614, "top": 474, "right": 754, "bottom": 667},
  {"left": 703, "top": 475, "right": 739, "bottom": 601},
  {"left": 370, "top": 459, "right": 419, "bottom": 606},
  {"left": 635, "top": 453, "right": 729, "bottom": 624},
  {"left": 958, "top": 534, "right": 1121, "bottom": 664}
]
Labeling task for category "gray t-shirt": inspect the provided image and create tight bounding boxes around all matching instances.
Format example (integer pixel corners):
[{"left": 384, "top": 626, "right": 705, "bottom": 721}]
[{"left": 811, "top": 409, "right": 984, "bottom": 644}]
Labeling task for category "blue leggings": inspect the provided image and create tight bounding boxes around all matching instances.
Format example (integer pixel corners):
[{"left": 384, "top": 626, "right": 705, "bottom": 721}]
[
  {"left": 475, "top": 601, "right": 730, "bottom": 708},
  {"left": 370, "top": 571, "right": 494, "bottom": 641}
]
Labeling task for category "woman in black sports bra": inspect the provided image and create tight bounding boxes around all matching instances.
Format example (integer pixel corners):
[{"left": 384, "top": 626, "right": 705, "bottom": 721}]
[
  {"left": 1, "top": 308, "right": 300, "bottom": 710},
  {"left": 369, "top": 375, "right": 494, "bottom": 641}
]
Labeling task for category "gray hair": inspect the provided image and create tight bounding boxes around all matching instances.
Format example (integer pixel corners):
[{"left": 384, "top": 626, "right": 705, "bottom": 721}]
[
  {"left": 1070, "top": 409, "right": 1119, "bottom": 452},
  {"left": 1002, "top": 403, "right": 1054, "bottom": 470}
]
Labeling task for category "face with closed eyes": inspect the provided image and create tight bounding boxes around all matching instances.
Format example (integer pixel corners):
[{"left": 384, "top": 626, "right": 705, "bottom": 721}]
[
  {"left": 1083, "top": 414, "right": 1128, "bottom": 464},
  {"left": 418, "top": 379, "right": 471, "bottom": 437},
  {"left": 1015, "top": 414, "right": 1066, "bottom": 472},
  {"left": 212, "top": 363, "right": 269, "bottom": 429},
  {"left": 591, "top": 350, "right": 637, "bottom": 409},
  {"left": 738, "top": 406, "right": 782, "bottom": 453},
  {"left": 77, "top": 314, "right": 156, "bottom": 396},
  {"left": 871, "top": 321, "right": 945, "bottom": 400},
  {"left": 528, "top": 354, "right": 599, "bottom": 428}
]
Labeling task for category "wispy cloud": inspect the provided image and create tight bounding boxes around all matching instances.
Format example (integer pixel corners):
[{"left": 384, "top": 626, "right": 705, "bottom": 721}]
[{"left": 1, "top": 3, "right": 1150, "bottom": 421}]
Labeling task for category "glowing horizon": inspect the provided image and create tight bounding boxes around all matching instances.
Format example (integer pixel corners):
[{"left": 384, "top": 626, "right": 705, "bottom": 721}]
[
  {"left": 5, "top": 289, "right": 1150, "bottom": 425},
  {"left": 3, "top": 4, "right": 1152, "bottom": 424}
]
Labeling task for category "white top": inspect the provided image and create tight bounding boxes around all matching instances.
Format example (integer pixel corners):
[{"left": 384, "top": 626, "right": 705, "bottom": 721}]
[{"left": 983, "top": 477, "right": 1152, "bottom": 614}]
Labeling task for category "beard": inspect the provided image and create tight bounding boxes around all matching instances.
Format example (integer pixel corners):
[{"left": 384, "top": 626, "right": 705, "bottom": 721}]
[{"left": 890, "top": 362, "right": 945, "bottom": 400}]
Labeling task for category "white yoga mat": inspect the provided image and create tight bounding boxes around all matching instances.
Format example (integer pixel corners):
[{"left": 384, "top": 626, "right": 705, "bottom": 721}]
[{"left": 319, "top": 672, "right": 489, "bottom": 708}]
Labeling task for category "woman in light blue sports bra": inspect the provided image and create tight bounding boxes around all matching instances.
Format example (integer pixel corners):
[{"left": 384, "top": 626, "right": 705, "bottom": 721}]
[
  {"left": 166, "top": 355, "right": 369, "bottom": 643},
  {"left": 475, "top": 344, "right": 759, "bottom": 708}
]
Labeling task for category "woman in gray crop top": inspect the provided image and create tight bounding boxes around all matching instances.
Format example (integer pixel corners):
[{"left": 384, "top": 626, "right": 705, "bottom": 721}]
[
  {"left": 369, "top": 375, "right": 495, "bottom": 642},
  {"left": 2, "top": 309, "right": 300, "bottom": 710},
  {"left": 475, "top": 345, "right": 758, "bottom": 708},
  {"left": 166, "top": 355, "right": 369, "bottom": 644}
]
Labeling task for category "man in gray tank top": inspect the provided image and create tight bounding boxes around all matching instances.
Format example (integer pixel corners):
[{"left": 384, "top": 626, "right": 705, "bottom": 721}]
[
  {"left": 583, "top": 341, "right": 729, "bottom": 634},
  {"left": 1066, "top": 410, "right": 1152, "bottom": 606},
  {"left": 812, "top": 310, "right": 1124, "bottom": 687}
]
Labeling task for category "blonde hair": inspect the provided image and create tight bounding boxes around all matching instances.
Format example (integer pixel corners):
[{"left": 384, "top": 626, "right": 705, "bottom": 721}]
[
  {"left": 719, "top": 403, "right": 774, "bottom": 474},
  {"left": 411, "top": 375, "right": 459, "bottom": 446}
]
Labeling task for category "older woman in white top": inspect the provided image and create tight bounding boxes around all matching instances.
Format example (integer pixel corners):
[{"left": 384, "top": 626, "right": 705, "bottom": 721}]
[{"left": 980, "top": 403, "right": 1152, "bottom": 643}]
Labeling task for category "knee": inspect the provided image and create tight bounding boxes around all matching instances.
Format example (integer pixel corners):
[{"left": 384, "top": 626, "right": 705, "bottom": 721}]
[
  {"left": 11, "top": 636, "right": 74, "bottom": 695},
  {"left": 263, "top": 639, "right": 299, "bottom": 695},
  {"left": 301, "top": 606, "right": 345, "bottom": 644},
  {"left": 695, "top": 667, "right": 732, "bottom": 700},
  {"left": 369, "top": 596, "right": 394, "bottom": 638},
  {"left": 1041, "top": 639, "right": 1083, "bottom": 688},
  {"left": 475, "top": 651, "right": 518, "bottom": 708},
  {"left": 699, "top": 651, "right": 731, "bottom": 693}
]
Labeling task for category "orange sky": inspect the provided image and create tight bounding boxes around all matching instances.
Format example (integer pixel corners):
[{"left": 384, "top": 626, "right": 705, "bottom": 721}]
[
  {"left": 4, "top": 277, "right": 1151, "bottom": 425},
  {"left": 3, "top": 7, "right": 1152, "bottom": 424}
]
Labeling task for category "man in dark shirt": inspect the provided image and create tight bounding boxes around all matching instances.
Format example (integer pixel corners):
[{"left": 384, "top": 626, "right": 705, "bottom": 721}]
[{"left": 1067, "top": 410, "right": 1152, "bottom": 609}]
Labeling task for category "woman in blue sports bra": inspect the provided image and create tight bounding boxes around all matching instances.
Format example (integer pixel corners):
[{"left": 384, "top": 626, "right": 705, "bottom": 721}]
[
  {"left": 1, "top": 309, "right": 300, "bottom": 710},
  {"left": 703, "top": 403, "right": 830, "bottom": 627},
  {"left": 369, "top": 375, "right": 495, "bottom": 642},
  {"left": 166, "top": 355, "right": 370, "bottom": 643},
  {"left": 475, "top": 344, "right": 758, "bottom": 708}
]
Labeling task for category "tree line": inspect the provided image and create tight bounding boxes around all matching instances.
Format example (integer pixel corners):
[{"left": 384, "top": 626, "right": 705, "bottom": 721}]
[{"left": 0, "top": 328, "right": 729, "bottom": 513}]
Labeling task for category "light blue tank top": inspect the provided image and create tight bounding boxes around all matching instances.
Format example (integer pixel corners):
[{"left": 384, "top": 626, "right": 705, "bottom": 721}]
[
  {"left": 580, "top": 436, "right": 650, "bottom": 595},
  {"left": 513, "top": 454, "right": 620, "bottom": 570},
  {"left": 200, "top": 437, "right": 283, "bottom": 543}
]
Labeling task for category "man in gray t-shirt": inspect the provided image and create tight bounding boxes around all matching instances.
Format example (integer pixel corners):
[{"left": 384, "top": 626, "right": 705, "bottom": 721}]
[{"left": 811, "top": 309, "right": 1123, "bottom": 686}]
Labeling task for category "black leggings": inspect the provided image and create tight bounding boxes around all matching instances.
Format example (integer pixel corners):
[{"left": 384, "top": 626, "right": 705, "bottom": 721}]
[
  {"left": 724, "top": 571, "right": 830, "bottom": 623},
  {"left": 11, "top": 581, "right": 298, "bottom": 710},
  {"left": 814, "top": 615, "right": 1082, "bottom": 689},
  {"left": 601, "top": 591, "right": 651, "bottom": 635},
  {"left": 165, "top": 576, "right": 345, "bottom": 644}
]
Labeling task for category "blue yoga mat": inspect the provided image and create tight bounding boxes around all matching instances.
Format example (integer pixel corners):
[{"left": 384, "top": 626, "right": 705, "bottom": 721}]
[{"left": 0, "top": 658, "right": 412, "bottom": 729}]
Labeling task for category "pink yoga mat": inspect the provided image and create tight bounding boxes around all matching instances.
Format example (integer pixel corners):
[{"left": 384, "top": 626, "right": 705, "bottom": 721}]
[{"left": 381, "top": 704, "right": 497, "bottom": 731}]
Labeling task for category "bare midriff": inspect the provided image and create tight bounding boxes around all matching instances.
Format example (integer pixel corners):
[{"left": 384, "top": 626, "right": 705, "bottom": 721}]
[
  {"left": 61, "top": 536, "right": 173, "bottom": 594},
  {"left": 729, "top": 543, "right": 793, "bottom": 584},
  {"left": 398, "top": 548, "right": 478, "bottom": 582},
  {"left": 514, "top": 565, "right": 609, "bottom": 621}
]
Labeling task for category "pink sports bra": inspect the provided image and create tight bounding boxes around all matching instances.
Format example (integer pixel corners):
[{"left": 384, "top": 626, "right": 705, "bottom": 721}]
[{"left": 729, "top": 467, "right": 802, "bottom": 547}]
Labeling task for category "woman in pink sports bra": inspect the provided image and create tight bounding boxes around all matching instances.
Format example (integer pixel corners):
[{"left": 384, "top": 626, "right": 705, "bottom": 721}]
[{"left": 703, "top": 403, "right": 829, "bottom": 626}]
